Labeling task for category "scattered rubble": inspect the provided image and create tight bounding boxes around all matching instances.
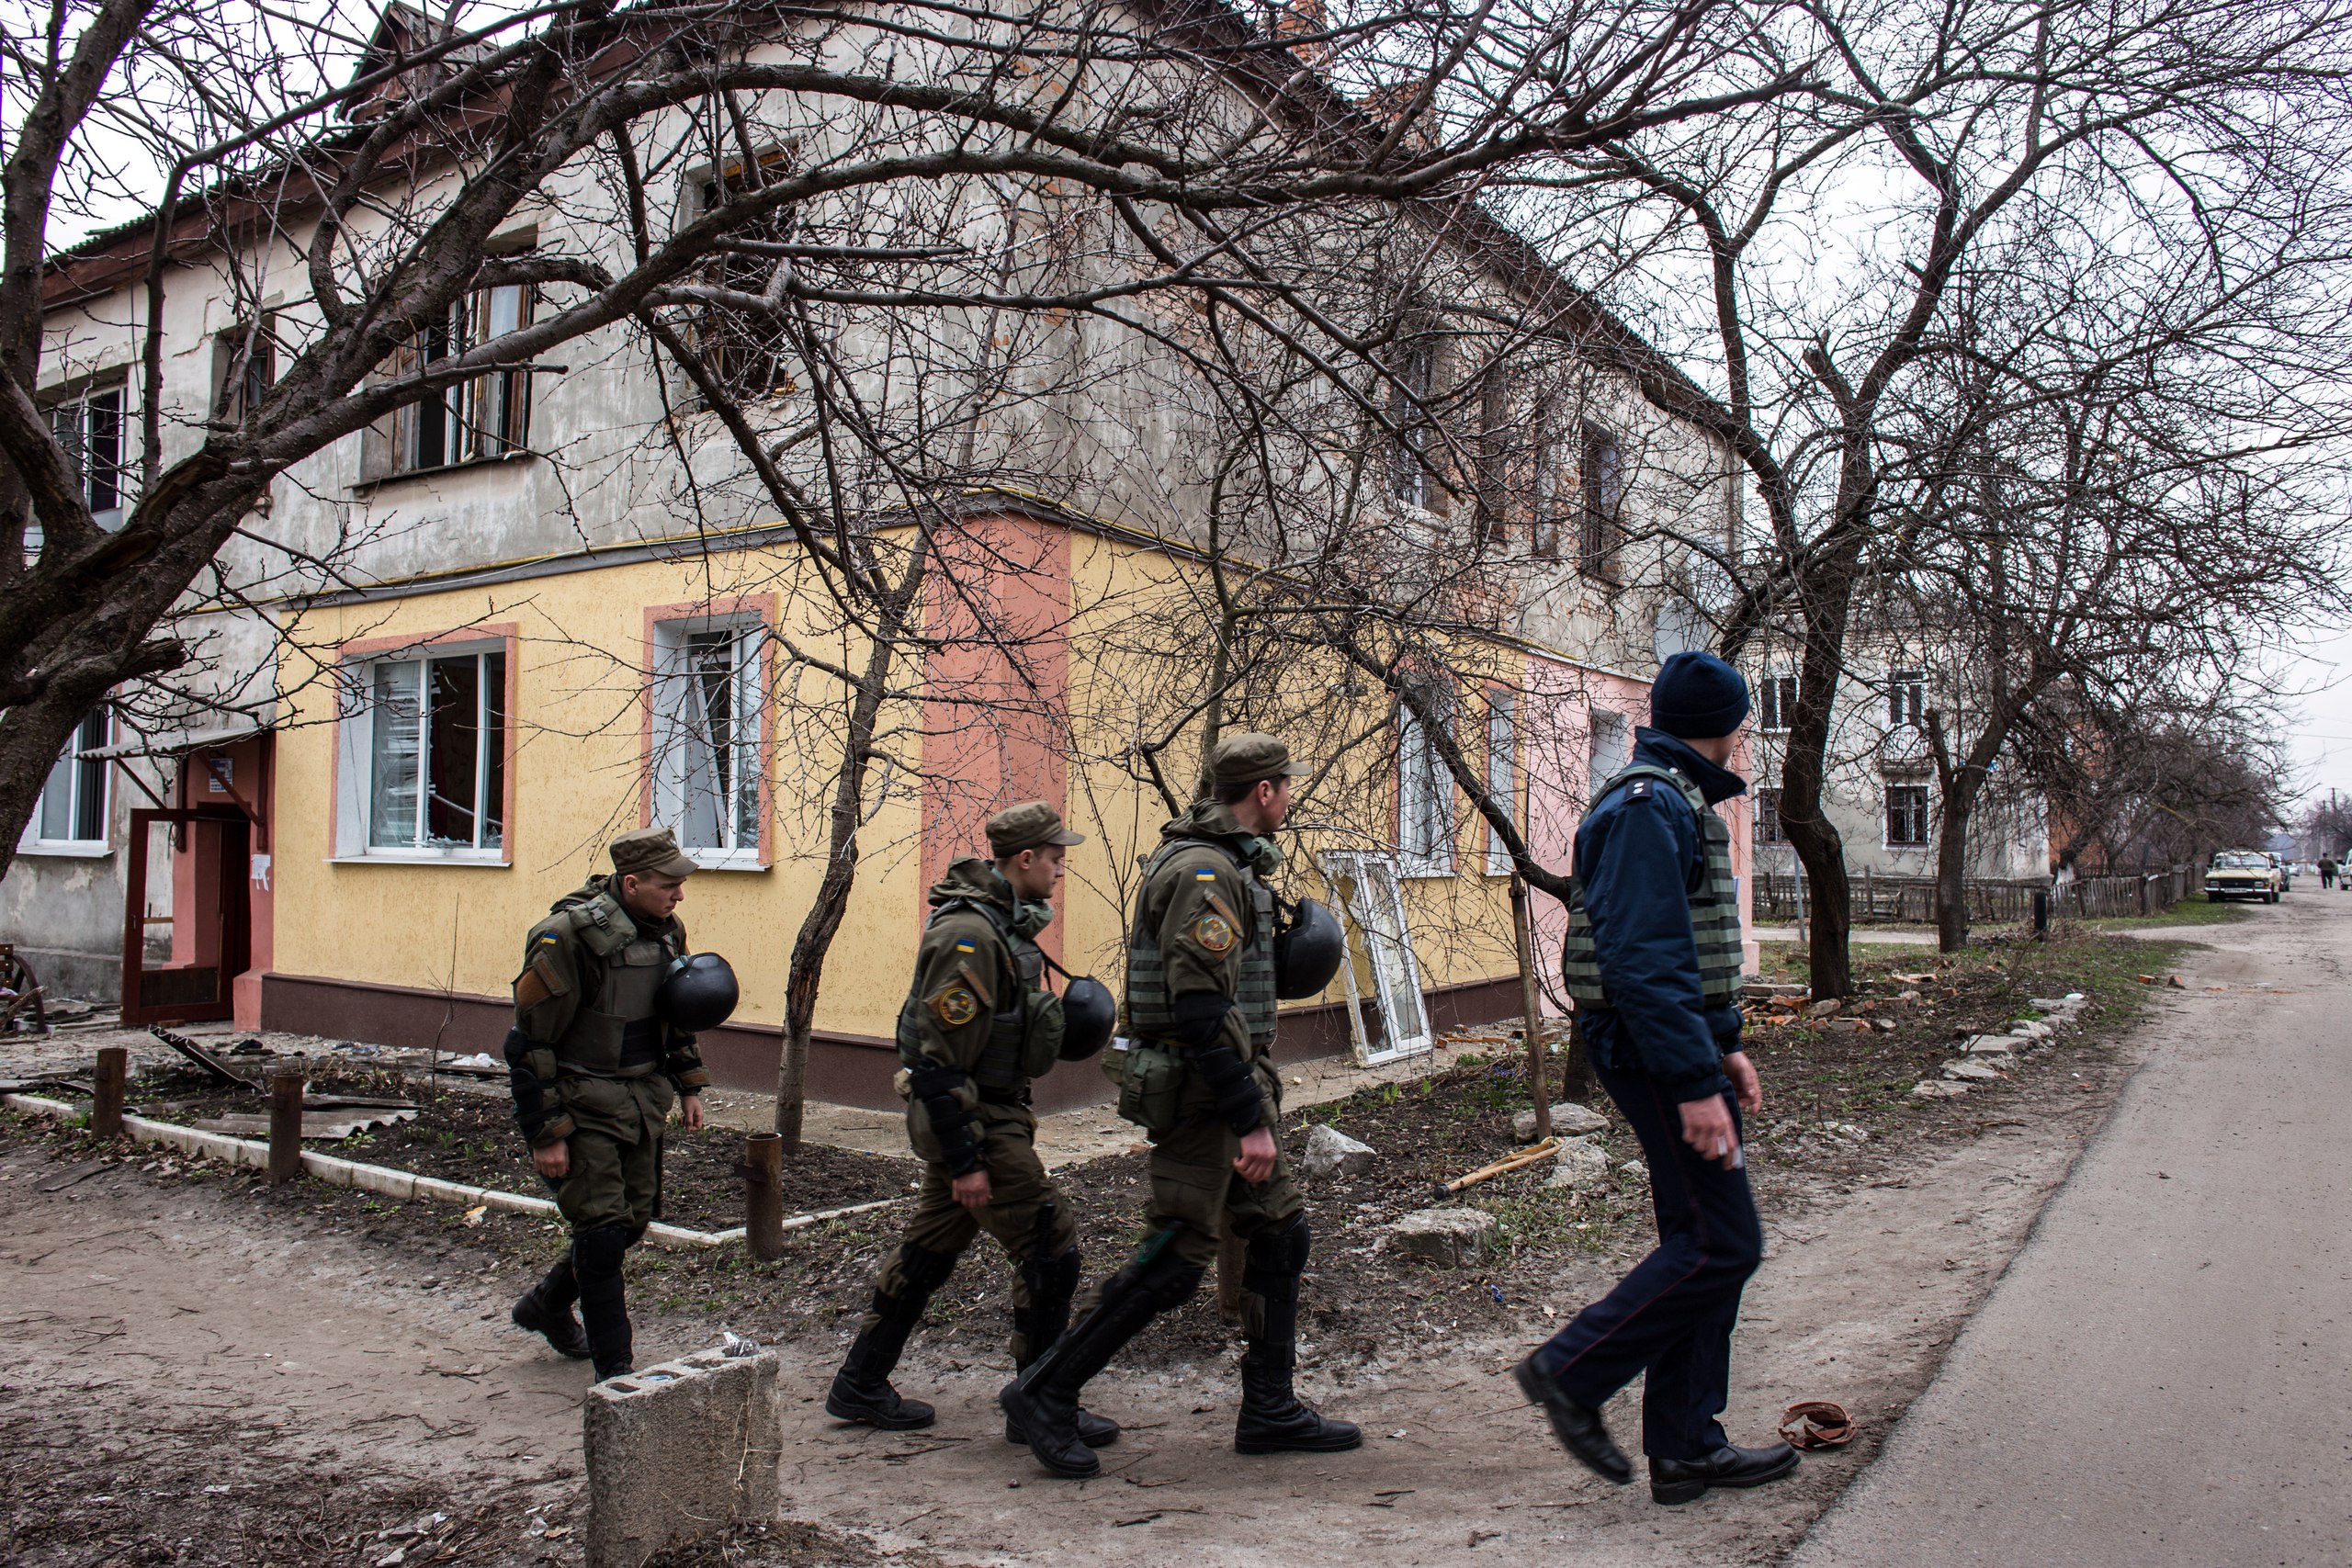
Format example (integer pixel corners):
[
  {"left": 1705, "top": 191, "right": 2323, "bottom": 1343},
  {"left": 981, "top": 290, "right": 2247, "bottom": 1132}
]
[
  {"left": 1301, "top": 1123, "right": 1375, "bottom": 1179},
  {"left": 1510, "top": 1100, "right": 1609, "bottom": 1142},
  {"left": 1390, "top": 1208, "right": 1498, "bottom": 1266},
  {"left": 1943, "top": 1059, "right": 2005, "bottom": 1082},
  {"left": 1544, "top": 1137, "right": 1612, "bottom": 1191}
]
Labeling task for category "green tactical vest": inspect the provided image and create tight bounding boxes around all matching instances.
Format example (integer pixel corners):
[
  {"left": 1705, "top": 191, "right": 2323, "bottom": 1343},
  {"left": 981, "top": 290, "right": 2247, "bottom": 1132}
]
[
  {"left": 1561, "top": 763, "right": 1745, "bottom": 1010},
  {"left": 893, "top": 897, "right": 1061, "bottom": 1089},
  {"left": 1125, "top": 836, "right": 1279, "bottom": 1052},
  {"left": 548, "top": 889, "right": 681, "bottom": 1079}
]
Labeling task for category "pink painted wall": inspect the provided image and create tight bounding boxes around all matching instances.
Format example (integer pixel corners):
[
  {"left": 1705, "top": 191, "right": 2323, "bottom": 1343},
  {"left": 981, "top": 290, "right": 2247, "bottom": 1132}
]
[{"left": 917, "top": 514, "right": 1072, "bottom": 964}]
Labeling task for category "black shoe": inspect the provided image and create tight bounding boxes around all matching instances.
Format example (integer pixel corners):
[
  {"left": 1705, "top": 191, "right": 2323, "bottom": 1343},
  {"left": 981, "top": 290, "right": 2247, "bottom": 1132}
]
[
  {"left": 1235, "top": 1350, "right": 1362, "bottom": 1455},
  {"left": 1005, "top": 1405, "right": 1119, "bottom": 1448},
  {"left": 827, "top": 1373, "right": 936, "bottom": 1430},
  {"left": 1648, "top": 1441, "right": 1800, "bottom": 1506},
  {"left": 512, "top": 1286, "right": 591, "bottom": 1360},
  {"left": 1002, "top": 1244, "right": 1201, "bottom": 1480},
  {"left": 1513, "top": 1355, "right": 1632, "bottom": 1484}
]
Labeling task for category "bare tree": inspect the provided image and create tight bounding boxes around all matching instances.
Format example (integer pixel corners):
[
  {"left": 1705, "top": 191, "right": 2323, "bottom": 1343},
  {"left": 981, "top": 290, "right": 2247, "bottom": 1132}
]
[
  {"left": 3, "top": 0, "right": 1795, "bottom": 889},
  {"left": 1523, "top": 0, "right": 2352, "bottom": 992}
]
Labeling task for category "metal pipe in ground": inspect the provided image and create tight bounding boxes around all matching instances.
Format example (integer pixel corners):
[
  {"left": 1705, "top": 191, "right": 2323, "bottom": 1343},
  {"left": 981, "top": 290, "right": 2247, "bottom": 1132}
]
[
  {"left": 742, "top": 1132, "right": 785, "bottom": 1260},
  {"left": 1510, "top": 874, "right": 1551, "bottom": 1138},
  {"left": 267, "top": 1069, "right": 305, "bottom": 1184},
  {"left": 92, "top": 1046, "right": 127, "bottom": 1139}
]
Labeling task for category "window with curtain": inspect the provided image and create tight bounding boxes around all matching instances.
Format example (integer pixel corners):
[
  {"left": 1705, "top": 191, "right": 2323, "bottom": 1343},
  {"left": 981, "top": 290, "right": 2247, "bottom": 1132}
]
[
  {"left": 358, "top": 649, "right": 507, "bottom": 853},
  {"left": 652, "top": 621, "right": 763, "bottom": 862},
  {"left": 1485, "top": 691, "right": 1518, "bottom": 875},
  {"left": 28, "top": 709, "right": 109, "bottom": 847},
  {"left": 1396, "top": 689, "right": 1456, "bottom": 876}
]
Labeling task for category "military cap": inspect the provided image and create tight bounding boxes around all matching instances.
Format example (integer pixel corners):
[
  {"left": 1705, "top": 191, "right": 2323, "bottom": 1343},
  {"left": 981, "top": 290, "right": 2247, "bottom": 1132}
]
[
  {"left": 987, "top": 800, "right": 1085, "bottom": 857},
  {"left": 1206, "top": 731, "right": 1309, "bottom": 790},
  {"left": 610, "top": 825, "right": 698, "bottom": 878}
]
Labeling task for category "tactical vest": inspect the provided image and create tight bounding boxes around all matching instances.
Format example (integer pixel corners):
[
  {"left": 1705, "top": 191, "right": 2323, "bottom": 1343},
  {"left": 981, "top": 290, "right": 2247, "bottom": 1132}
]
[
  {"left": 1561, "top": 763, "right": 1745, "bottom": 1010},
  {"left": 549, "top": 891, "right": 682, "bottom": 1078},
  {"left": 1125, "top": 836, "right": 1279, "bottom": 1051},
  {"left": 894, "top": 898, "right": 1057, "bottom": 1090}
]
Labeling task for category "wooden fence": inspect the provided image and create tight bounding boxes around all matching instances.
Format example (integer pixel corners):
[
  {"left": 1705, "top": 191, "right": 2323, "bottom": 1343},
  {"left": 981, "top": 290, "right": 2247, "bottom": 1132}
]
[{"left": 1753, "top": 865, "right": 2193, "bottom": 926}]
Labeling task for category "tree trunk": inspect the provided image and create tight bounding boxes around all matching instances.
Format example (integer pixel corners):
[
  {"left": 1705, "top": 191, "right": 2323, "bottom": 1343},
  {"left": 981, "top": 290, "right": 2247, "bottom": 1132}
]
[
  {"left": 1771, "top": 565, "right": 1861, "bottom": 999},
  {"left": 772, "top": 538, "right": 929, "bottom": 1150},
  {"left": 1932, "top": 769, "right": 1984, "bottom": 952}
]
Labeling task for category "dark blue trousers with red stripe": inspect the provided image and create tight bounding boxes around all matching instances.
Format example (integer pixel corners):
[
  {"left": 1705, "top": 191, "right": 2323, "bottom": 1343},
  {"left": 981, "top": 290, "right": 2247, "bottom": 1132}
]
[{"left": 1529, "top": 1012, "right": 1763, "bottom": 1461}]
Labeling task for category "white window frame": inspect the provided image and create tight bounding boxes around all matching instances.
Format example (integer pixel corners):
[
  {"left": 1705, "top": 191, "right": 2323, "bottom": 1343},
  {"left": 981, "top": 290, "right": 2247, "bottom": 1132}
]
[
  {"left": 1385, "top": 336, "right": 1438, "bottom": 512},
  {"left": 1758, "top": 673, "right": 1798, "bottom": 733},
  {"left": 1396, "top": 691, "right": 1456, "bottom": 877},
  {"left": 650, "top": 616, "right": 767, "bottom": 869},
  {"left": 1587, "top": 706, "right": 1631, "bottom": 789},
  {"left": 19, "top": 709, "right": 112, "bottom": 857},
  {"left": 1884, "top": 782, "right": 1931, "bottom": 849},
  {"left": 1485, "top": 690, "right": 1518, "bottom": 876},
  {"left": 1319, "top": 850, "right": 1435, "bottom": 1067},
  {"left": 334, "top": 642, "right": 509, "bottom": 862}
]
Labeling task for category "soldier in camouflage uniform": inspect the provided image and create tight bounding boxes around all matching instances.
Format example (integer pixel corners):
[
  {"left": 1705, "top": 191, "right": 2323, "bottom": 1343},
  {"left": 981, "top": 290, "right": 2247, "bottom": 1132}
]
[
  {"left": 825, "top": 802, "right": 1118, "bottom": 1450},
  {"left": 504, "top": 827, "right": 710, "bottom": 1380},
  {"left": 1001, "top": 733, "right": 1359, "bottom": 1480}
]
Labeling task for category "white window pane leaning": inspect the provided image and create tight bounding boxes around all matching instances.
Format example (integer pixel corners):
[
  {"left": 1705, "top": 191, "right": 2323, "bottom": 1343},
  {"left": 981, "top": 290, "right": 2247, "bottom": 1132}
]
[{"left": 1486, "top": 693, "right": 1517, "bottom": 875}]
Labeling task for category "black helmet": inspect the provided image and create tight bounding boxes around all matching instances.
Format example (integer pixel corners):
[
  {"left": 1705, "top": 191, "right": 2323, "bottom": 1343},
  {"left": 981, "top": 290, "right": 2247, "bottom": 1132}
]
[
  {"left": 1058, "top": 976, "right": 1116, "bottom": 1061},
  {"left": 1273, "top": 897, "right": 1344, "bottom": 999},
  {"left": 657, "top": 953, "right": 740, "bottom": 1032}
]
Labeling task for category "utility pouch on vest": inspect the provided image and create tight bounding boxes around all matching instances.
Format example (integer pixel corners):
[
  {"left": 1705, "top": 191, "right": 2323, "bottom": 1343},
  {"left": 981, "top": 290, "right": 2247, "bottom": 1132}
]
[
  {"left": 1018, "top": 990, "right": 1065, "bottom": 1079},
  {"left": 1103, "top": 1037, "right": 1183, "bottom": 1134}
]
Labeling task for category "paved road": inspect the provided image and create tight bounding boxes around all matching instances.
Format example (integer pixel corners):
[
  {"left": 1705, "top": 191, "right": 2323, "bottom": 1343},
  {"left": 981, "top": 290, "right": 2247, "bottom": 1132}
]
[{"left": 1789, "top": 898, "right": 2352, "bottom": 1566}]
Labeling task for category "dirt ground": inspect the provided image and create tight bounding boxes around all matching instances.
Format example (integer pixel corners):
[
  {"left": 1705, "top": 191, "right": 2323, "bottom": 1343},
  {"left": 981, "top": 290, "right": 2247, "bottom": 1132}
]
[{"left": 0, "top": 923, "right": 2213, "bottom": 1566}]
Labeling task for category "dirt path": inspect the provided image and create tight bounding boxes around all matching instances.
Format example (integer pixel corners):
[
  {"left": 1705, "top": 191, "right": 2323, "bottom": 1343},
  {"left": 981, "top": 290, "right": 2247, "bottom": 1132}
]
[{"left": 5, "top": 965, "right": 2163, "bottom": 1567}]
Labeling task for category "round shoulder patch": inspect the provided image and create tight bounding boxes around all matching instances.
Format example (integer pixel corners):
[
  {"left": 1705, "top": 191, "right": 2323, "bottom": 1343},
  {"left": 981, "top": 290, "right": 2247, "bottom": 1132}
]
[
  {"left": 931, "top": 986, "right": 980, "bottom": 1028},
  {"left": 1191, "top": 911, "right": 1238, "bottom": 955}
]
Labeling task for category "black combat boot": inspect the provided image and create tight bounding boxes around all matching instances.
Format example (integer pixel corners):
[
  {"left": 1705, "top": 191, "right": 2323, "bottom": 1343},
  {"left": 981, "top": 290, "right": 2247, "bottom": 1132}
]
[
  {"left": 827, "top": 1243, "right": 956, "bottom": 1430},
  {"left": 1233, "top": 1216, "right": 1360, "bottom": 1455},
  {"left": 1006, "top": 1245, "right": 1118, "bottom": 1450},
  {"left": 511, "top": 1252, "right": 592, "bottom": 1359},
  {"left": 572, "top": 1224, "right": 637, "bottom": 1381},
  {"left": 1001, "top": 1233, "right": 1203, "bottom": 1479}
]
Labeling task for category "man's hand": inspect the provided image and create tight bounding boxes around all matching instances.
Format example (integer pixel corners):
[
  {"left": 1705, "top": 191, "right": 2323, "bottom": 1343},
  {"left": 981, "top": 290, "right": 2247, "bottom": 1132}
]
[
  {"left": 1234, "top": 1125, "right": 1277, "bottom": 1185},
  {"left": 533, "top": 1140, "right": 571, "bottom": 1179},
  {"left": 952, "top": 1169, "right": 992, "bottom": 1211},
  {"left": 1679, "top": 1093, "right": 1740, "bottom": 1170},
  {"left": 1722, "top": 1051, "right": 1763, "bottom": 1113},
  {"left": 678, "top": 1093, "right": 705, "bottom": 1134}
]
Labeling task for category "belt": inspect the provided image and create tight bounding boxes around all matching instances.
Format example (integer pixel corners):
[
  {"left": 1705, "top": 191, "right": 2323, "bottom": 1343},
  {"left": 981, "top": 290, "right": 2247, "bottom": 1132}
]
[{"left": 978, "top": 1086, "right": 1033, "bottom": 1108}]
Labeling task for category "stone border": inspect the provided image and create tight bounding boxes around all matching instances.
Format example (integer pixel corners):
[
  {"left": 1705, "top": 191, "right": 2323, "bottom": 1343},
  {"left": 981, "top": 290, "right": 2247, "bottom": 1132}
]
[{"left": 0, "top": 1092, "right": 899, "bottom": 1249}]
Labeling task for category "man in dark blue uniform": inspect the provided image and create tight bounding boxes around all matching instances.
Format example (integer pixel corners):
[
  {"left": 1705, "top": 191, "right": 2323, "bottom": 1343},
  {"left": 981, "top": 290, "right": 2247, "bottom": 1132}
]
[{"left": 1516, "top": 651, "right": 1798, "bottom": 1506}]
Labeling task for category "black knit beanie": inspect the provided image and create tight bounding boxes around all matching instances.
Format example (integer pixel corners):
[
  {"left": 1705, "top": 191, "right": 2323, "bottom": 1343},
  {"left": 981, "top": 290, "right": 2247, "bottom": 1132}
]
[{"left": 1649, "top": 650, "right": 1751, "bottom": 739}]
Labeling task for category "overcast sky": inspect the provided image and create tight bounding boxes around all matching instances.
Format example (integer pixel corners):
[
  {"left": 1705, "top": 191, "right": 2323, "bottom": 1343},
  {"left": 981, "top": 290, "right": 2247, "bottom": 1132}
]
[{"left": 2283, "top": 626, "right": 2352, "bottom": 810}]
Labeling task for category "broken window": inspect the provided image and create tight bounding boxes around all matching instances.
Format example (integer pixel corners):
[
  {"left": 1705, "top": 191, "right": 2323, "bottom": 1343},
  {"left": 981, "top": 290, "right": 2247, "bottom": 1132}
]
[
  {"left": 652, "top": 619, "right": 764, "bottom": 863},
  {"left": 356, "top": 649, "right": 507, "bottom": 853}
]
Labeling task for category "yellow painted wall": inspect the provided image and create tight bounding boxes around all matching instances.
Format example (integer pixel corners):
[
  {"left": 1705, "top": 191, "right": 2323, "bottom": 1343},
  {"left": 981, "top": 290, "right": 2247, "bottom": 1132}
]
[{"left": 271, "top": 525, "right": 1557, "bottom": 1042}]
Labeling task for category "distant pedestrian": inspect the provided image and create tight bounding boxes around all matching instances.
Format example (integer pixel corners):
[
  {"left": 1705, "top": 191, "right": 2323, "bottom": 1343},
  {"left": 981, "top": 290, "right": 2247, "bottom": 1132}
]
[
  {"left": 2321, "top": 856, "right": 2337, "bottom": 890},
  {"left": 1516, "top": 651, "right": 1798, "bottom": 1506}
]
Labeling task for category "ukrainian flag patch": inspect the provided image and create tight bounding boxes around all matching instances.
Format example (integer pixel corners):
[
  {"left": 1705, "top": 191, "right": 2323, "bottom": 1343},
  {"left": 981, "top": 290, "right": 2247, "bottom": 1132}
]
[
  {"left": 954, "top": 940, "right": 976, "bottom": 953},
  {"left": 1193, "top": 868, "right": 1216, "bottom": 881}
]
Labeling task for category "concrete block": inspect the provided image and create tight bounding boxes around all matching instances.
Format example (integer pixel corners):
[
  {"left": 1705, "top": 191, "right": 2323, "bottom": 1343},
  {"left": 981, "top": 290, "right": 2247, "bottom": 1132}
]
[
  {"left": 582, "top": 1346, "right": 782, "bottom": 1568},
  {"left": 1962, "top": 1035, "right": 2019, "bottom": 1055},
  {"left": 1301, "top": 1123, "right": 1375, "bottom": 1179},
  {"left": 1943, "top": 1059, "right": 2003, "bottom": 1081},
  {"left": 1544, "top": 1137, "right": 1611, "bottom": 1191},
  {"left": 1512, "top": 1101, "right": 1608, "bottom": 1142},
  {"left": 478, "top": 1186, "right": 560, "bottom": 1218},
  {"left": 1390, "top": 1208, "right": 1497, "bottom": 1266}
]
